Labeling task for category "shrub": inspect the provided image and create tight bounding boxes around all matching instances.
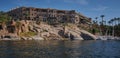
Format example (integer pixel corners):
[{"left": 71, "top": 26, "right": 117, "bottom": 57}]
[{"left": 20, "top": 31, "right": 37, "bottom": 37}]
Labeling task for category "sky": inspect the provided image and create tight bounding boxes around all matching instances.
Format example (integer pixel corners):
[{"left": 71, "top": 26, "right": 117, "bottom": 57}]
[{"left": 0, "top": 0, "right": 120, "bottom": 22}]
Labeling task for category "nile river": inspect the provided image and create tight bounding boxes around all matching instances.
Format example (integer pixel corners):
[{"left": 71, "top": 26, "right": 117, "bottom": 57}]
[{"left": 0, "top": 40, "right": 120, "bottom": 58}]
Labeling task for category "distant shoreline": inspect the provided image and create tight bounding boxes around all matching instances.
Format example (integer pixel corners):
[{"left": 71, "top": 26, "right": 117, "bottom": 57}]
[{"left": 0, "top": 36, "right": 120, "bottom": 41}]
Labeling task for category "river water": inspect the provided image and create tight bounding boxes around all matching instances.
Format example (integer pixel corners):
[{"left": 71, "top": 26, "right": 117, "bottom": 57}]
[{"left": 0, "top": 40, "right": 120, "bottom": 58}]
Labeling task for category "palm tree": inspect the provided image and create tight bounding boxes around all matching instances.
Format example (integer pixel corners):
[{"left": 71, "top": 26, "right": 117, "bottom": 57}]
[
  {"left": 108, "top": 17, "right": 120, "bottom": 37},
  {"left": 92, "top": 20, "right": 96, "bottom": 25},
  {"left": 100, "top": 15, "right": 105, "bottom": 35},
  {"left": 95, "top": 17, "right": 98, "bottom": 24},
  {"left": 113, "top": 17, "right": 118, "bottom": 36},
  {"left": 118, "top": 18, "right": 120, "bottom": 32},
  {"left": 99, "top": 21, "right": 103, "bottom": 35},
  {"left": 108, "top": 21, "right": 112, "bottom": 36},
  {"left": 100, "top": 15, "right": 105, "bottom": 25},
  {"left": 110, "top": 19, "right": 114, "bottom": 37},
  {"left": 118, "top": 17, "right": 120, "bottom": 25},
  {"left": 114, "top": 17, "right": 117, "bottom": 26},
  {"left": 116, "top": 17, "right": 120, "bottom": 26}
]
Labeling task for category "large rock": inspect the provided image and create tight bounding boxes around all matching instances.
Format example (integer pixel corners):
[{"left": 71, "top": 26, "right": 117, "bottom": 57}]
[
  {"left": 32, "top": 36, "right": 44, "bottom": 40},
  {"left": 20, "top": 20, "right": 29, "bottom": 32},
  {"left": 80, "top": 30, "right": 97, "bottom": 40},
  {"left": 59, "top": 25, "right": 96, "bottom": 40},
  {"left": 21, "top": 37, "right": 28, "bottom": 40},
  {"left": 41, "top": 32, "right": 50, "bottom": 37},
  {"left": 69, "top": 31, "right": 83, "bottom": 40},
  {"left": 58, "top": 29, "right": 84, "bottom": 40},
  {"left": 58, "top": 30, "right": 64, "bottom": 37}
]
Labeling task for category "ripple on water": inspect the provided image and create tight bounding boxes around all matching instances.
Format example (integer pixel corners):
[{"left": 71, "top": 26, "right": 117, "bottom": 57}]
[{"left": 0, "top": 40, "right": 120, "bottom": 58}]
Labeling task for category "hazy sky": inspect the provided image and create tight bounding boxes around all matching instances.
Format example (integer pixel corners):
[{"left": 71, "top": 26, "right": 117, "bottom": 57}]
[{"left": 0, "top": 0, "right": 120, "bottom": 22}]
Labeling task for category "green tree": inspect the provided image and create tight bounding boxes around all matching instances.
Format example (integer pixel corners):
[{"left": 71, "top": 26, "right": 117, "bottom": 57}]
[
  {"left": 108, "top": 20, "right": 112, "bottom": 35},
  {"left": 100, "top": 15, "right": 105, "bottom": 35},
  {"left": 95, "top": 17, "right": 98, "bottom": 24},
  {"left": 109, "top": 18, "right": 115, "bottom": 36},
  {"left": 116, "top": 17, "right": 120, "bottom": 25},
  {"left": 0, "top": 11, "right": 11, "bottom": 22},
  {"left": 100, "top": 15, "right": 105, "bottom": 25},
  {"left": 118, "top": 17, "right": 120, "bottom": 25},
  {"left": 0, "top": 11, "right": 12, "bottom": 34}
]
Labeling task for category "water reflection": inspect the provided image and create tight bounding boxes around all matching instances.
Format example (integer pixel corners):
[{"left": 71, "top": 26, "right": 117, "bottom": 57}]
[{"left": 0, "top": 40, "right": 120, "bottom": 58}]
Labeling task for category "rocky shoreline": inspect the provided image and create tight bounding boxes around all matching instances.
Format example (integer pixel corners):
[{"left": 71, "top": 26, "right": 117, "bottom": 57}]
[
  {"left": 0, "top": 30, "right": 97, "bottom": 41},
  {"left": 0, "top": 30, "right": 97, "bottom": 40},
  {"left": 0, "top": 20, "right": 97, "bottom": 40}
]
